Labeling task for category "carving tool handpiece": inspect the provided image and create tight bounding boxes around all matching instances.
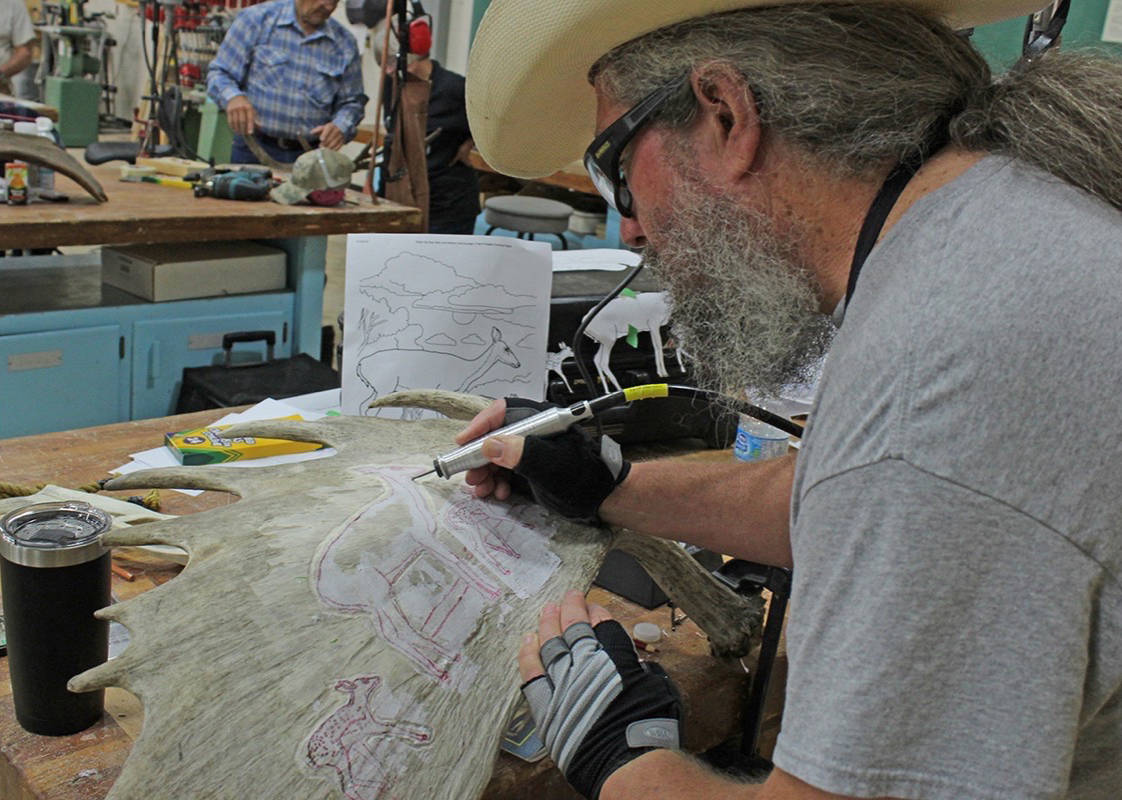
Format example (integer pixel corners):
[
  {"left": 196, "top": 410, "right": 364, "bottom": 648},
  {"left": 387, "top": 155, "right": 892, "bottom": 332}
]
[{"left": 414, "top": 384, "right": 670, "bottom": 481}]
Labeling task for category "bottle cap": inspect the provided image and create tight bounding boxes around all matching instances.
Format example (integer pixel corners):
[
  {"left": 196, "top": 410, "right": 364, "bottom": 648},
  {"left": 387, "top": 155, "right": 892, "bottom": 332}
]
[
  {"left": 0, "top": 501, "right": 111, "bottom": 568},
  {"left": 633, "top": 622, "right": 662, "bottom": 644},
  {"left": 35, "top": 116, "right": 53, "bottom": 132}
]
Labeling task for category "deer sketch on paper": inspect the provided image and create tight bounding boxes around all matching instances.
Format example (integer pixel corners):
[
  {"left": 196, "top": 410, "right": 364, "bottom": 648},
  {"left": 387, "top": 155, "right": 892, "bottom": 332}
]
[
  {"left": 581, "top": 292, "right": 679, "bottom": 391},
  {"left": 312, "top": 465, "right": 503, "bottom": 684},
  {"left": 356, "top": 327, "right": 522, "bottom": 415},
  {"left": 344, "top": 247, "right": 548, "bottom": 417},
  {"left": 305, "top": 675, "right": 432, "bottom": 800}
]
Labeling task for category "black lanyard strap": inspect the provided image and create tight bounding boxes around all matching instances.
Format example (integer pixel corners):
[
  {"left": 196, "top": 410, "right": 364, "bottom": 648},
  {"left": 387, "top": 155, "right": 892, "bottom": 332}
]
[{"left": 846, "top": 132, "right": 950, "bottom": 308}]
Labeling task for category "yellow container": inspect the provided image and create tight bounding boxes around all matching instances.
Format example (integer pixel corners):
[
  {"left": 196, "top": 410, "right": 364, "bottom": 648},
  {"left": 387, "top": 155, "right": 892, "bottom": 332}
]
[{"left": 164, "top": 416, "right": 324, "bottom": 465}]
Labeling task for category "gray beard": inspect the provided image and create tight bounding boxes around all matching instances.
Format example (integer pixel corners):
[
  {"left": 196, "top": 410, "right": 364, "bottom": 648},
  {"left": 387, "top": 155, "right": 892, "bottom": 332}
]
[{"left": 644, "top": 180, "right": 835, "bottom": 400}]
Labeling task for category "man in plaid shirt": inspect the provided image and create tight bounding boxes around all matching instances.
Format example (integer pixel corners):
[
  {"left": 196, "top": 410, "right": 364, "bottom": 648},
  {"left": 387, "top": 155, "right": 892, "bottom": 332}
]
[{"left": 207, "top": 0, "right": 367, "bottom": 164}]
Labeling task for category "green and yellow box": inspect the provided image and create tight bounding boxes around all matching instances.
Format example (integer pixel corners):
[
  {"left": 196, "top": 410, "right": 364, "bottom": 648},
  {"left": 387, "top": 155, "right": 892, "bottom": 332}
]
[{"left": 165, "top": 417, "right": 324, "bottom": 465}]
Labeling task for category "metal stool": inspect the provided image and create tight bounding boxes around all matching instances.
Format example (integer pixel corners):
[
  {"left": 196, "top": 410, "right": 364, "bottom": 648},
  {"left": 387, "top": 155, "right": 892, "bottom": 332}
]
[{"left": 483, "top": 195, "right": 573, "bottom": 249}]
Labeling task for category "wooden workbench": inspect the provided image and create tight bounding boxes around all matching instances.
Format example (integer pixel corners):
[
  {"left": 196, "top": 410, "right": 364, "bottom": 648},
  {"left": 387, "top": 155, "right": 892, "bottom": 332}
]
[
  {"left": 0, "top": 163, "right": 423, "bottom": 436},
  {"left": 0, "top": 94, "right": 58, "bottom": 122},
  {"left": 0, "top": 412, "right": 772, "bottom": 800},
  {"left": 0, "top": 163, "right": 420, "bottom": 251}
]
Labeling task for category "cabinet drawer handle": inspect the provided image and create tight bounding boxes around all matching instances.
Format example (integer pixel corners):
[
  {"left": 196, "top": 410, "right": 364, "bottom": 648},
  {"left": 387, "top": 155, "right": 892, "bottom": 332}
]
[{"left": 148, "top": 341, "right": 161, "bottom": 383}]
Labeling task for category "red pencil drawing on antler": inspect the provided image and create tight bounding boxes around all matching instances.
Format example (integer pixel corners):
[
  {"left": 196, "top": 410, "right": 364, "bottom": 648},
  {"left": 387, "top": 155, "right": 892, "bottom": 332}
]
[
  {"left": 312, "top": 466, "right": 502, "bottom": 683},
  {"left": 305, "top": 675, "right": 432, "bottom": 800}
]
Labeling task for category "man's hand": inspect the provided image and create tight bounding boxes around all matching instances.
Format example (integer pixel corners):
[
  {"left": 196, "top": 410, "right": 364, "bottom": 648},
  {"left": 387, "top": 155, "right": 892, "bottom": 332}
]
[
  {"left": 311, "top": 122, "right": 345, "bottom": 150},
  {"left": 520, "top": 590, "right": 682, "bottom": 800},
  {"left": 225, "top": 95, "right": 257, "bottom": 136},
  {"left": 458, "top": 397, "right": 630, "bottom": 523},
  {"left": 458, "top": 398, "right": 518, "bottom": 500}
]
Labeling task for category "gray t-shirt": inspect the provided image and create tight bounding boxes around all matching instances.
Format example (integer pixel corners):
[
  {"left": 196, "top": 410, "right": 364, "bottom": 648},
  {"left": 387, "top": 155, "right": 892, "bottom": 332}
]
[{"left": 777, "top": 156, "right": 1122, "bottom": 799}]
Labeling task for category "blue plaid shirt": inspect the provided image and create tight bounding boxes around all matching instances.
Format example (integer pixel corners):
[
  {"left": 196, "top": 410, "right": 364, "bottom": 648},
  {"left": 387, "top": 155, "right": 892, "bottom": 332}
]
[{"left": 207, "top": 0, "right": 367, "bottom": 141}]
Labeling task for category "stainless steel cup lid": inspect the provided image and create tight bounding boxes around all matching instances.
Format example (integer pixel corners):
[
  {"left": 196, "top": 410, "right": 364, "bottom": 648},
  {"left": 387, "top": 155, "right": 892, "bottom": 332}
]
[{"left": 0, "top": 501, "right": 111, "bottom": 567}]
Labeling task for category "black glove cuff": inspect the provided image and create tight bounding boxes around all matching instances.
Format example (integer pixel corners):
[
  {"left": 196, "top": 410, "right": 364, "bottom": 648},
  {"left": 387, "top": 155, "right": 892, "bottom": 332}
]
[{"left": 515, "top": 429, "right": 630, "bottom": 524}]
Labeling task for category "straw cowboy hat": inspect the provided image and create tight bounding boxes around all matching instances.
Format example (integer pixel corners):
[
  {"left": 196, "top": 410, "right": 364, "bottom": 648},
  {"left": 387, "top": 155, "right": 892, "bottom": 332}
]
[{"left": 466, "top": 0, "right": 1051, "bottom": 178}]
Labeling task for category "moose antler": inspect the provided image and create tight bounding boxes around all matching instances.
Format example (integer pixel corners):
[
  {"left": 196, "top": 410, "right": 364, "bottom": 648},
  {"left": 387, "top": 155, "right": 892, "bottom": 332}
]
[{"left": 67, "top": 392, "right": 758, "bottom": 800}]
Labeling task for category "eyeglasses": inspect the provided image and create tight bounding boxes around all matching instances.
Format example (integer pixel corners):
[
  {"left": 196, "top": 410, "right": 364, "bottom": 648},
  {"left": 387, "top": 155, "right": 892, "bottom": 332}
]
[{"left": 583, "top": 78, "right": 685, "bottom": 219}]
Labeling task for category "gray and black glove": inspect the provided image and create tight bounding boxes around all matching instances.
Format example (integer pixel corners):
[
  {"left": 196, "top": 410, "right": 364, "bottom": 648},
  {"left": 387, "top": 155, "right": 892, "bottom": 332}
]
[
  {"left": 522, "top": 618, "right": 682, "bottom": 799},
  {"left": 504, "top": 398, "right": 630, "bottom": 524}
]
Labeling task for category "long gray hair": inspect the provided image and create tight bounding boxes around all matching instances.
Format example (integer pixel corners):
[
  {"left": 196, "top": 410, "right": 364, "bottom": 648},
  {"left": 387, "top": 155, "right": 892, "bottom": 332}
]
[{"left": 590, "top": 2, "right": 1122, "bottom": 210}]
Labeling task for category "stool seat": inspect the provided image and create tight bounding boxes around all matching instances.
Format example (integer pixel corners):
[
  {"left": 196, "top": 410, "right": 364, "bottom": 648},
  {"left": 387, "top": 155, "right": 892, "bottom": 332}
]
[{"left": 484, "top": 196, "right": 574, "bottom": 235}]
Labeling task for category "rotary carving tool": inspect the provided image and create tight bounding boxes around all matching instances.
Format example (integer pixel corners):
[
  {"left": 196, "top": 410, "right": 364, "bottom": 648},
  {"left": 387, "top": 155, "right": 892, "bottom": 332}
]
[{"left": 413, "top": 384, "right": 670, "bottom": 481}]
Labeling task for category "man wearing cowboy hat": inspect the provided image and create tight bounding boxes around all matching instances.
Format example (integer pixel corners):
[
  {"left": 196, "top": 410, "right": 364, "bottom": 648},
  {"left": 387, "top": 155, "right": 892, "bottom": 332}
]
[{"left": 459, "top": 1, "right": 1122, "bottom": 798}]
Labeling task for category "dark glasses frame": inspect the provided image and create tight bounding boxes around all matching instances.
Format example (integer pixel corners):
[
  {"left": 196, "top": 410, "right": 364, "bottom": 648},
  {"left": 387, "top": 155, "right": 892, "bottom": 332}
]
[{"left": 583, "top": 77, "right": 686, "bottom": 219}]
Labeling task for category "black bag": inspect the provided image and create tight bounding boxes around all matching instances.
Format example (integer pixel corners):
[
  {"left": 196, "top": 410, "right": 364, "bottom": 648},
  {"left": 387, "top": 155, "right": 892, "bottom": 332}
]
[{"left": 176, "top": 331, "right": 339, "bottom": 414}]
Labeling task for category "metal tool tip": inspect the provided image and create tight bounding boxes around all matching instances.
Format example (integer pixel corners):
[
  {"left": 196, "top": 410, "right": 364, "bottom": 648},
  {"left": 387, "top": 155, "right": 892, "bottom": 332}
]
[{"left": 411, "top": 468, "right": 436, "bottom": 482}]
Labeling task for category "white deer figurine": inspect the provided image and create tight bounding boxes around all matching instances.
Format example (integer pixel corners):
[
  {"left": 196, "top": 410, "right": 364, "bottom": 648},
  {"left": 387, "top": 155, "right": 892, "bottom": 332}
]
[
  {"left": 545, "top": 342, "right": 574, "bottom": 392},
  {"left": 581, "top": 292, "right": 674, "bottom": 392},
  {"left": 357, "top": 327, "right": 521, "bottom": 414}
]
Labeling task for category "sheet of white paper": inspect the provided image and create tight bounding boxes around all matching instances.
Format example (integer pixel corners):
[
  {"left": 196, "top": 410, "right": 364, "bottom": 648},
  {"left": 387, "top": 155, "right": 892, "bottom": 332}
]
[
  {"left": 1104, "top": 0, "right": 1122, "bottom": 42},
  {"left": 341, "top": 234, "right": 552, "bottom": 418},
  {"left": 551, "top": 248, "right": 642, "bottom": 273},
  {"left": 111, "top": 398, "right": 343, "bottom": 494},
  {"left": 280, "top": 388, "right": 342, "bottom": 415}
]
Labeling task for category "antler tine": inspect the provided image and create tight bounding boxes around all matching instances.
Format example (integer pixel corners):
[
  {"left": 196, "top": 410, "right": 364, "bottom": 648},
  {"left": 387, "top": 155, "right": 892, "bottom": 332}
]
[
  {"left": 105, "top": 466, "right": 249, "bottom": 496},
  {"left": 69, "top": 658, "right": 131, "bottom": 693},
  {"left": 371, "top": 389, "right": 491, "bottom": 420},
  {"left": 218, "top": 418, "right": 344, "bottom": 447},
  {"left": 103, "top": 518, "right": 193, "bottom": 551}
]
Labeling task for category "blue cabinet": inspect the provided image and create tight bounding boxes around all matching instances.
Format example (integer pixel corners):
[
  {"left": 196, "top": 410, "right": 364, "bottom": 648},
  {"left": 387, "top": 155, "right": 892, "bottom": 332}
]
[
  {"left": 0, "top": 324, "right": 127, "bottom": 438},
  {"left": 131, "top": 306, "right": 291, "bottom": 420},
  {"left": 1, "top": 285, "right": 297, "bottom": 438},
  {"left": 0, "top": 237, "right": 327, "bottom": 439}
]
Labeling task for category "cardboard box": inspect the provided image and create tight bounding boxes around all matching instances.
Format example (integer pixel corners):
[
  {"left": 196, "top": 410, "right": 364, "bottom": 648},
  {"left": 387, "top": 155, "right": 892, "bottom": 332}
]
[
  {"left": 101, "top": 241, "right": 286, "bottom": 302},
  {"left": 164, "top": 416, "right": 325, "bottom": 465}
]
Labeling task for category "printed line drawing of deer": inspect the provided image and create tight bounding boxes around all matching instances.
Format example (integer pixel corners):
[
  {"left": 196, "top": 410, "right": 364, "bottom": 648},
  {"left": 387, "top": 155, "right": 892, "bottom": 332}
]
[
  {"left": 580, "top": 292, "right": 676, "bottom": 392},
  {"left": 545, "top": 342, "right": 574, "bottom": 392},
  {"left": 357, "top": 327, "right": 521, "bottom": 414}
]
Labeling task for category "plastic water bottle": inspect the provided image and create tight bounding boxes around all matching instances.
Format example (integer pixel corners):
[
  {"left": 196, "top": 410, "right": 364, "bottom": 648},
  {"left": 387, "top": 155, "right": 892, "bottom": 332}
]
[
  {"left": 733, "top": 412, "right": 790, "bottom": 462},
  {"left": 35, "top": 117, "right": 57, "bottom": 195},
  {"left": 12, "top": 121, "right": 39, "bottom": 196}
]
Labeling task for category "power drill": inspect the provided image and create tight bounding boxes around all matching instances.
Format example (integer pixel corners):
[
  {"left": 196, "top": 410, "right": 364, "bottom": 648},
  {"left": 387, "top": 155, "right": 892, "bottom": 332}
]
[{"left": 192, "top": 168, "right": 273, "bottom": 201}]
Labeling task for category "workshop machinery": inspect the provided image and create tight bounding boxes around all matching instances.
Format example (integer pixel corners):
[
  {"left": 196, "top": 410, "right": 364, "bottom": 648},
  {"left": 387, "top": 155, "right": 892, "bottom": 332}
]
[{"left": 35, "top": 0, "right": 116, "bottom": 146}]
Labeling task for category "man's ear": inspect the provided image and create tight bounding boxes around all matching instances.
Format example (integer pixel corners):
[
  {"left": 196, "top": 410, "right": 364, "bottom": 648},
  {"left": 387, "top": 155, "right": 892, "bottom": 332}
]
[{"left": 688, "top": 63, "right": 762, "bottom": 183}]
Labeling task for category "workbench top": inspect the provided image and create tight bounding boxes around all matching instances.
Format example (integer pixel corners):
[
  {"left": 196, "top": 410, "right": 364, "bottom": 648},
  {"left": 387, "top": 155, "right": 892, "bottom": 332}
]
[{"left": 0, "top": 163, "right": 422, "bottom": 250}]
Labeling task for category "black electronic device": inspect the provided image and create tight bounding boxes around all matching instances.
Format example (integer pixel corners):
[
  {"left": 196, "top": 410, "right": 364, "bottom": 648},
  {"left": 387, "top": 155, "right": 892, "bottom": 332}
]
[
  {"left": 176, "top": 331, "right": 340, "bottom": 413},
  {"left": 192, "top": 169, "right": 272, "bottom": 201}
]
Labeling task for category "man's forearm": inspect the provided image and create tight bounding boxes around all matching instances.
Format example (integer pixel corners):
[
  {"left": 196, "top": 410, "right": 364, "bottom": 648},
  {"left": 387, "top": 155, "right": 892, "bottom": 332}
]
[
  {"left": 599, "top": 452, "right": 795, "bottom": 567},
  {"left": 2, "top": 45, "right": 31, "bottom": 78},
  {"left": 601, "top": 749, "right": 762, "bottom": 800}
]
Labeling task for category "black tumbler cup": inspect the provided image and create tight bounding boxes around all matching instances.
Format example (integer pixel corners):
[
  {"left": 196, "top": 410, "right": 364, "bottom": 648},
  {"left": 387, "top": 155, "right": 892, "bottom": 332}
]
[{"left": 0, "top": 500, "right": 111, "bottom": 736}]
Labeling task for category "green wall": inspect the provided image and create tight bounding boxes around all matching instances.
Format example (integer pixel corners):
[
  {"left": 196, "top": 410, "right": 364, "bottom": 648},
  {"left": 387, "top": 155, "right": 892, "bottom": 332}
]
[{"left": 972, "top": 1, "right": 1122, "bottom": 70}]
